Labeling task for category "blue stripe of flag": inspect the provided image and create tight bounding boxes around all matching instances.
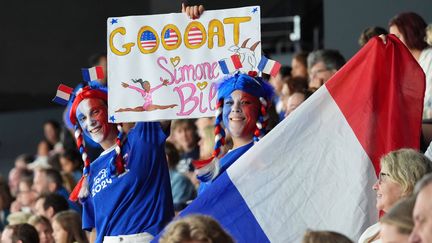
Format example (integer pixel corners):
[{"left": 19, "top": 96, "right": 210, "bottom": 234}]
[
  {"left": 81, "top": 69, "right": 91, "bottom": 82},
  {"left": 257, "top": 56, "right": 269, "bottom": 72},
  {"left": 218, "top": 60, "right": 230, "bottom": 74}
]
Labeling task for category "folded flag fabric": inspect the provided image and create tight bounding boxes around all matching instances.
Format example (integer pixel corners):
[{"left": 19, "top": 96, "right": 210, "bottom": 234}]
[
  {"left": 52, "top": 84, "right": 74, "bottom": 105},
  {"left": 218, "top": 55, "right": 243, "bottom": 74},
  {"left": 257, "top": 56, "right": 281, "bottom": 77},
  {"left": 81, "top": 66, "right": 104, "bottom": 82},
  {"left": 166, "top": 35, "right": 425, "bottom": 242}
]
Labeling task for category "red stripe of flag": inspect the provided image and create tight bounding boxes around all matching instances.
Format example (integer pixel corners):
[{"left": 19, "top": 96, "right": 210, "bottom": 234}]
[
  {"left": 270, "top": 62, "right": 282, "bottom": 77},
  {"left": 325, "top": 35, "right": 425, "bottom": 175},
  {"left": 231, "top": 55, "right": 242, "bottom": 69},
  {"left": 58, "top": 84, "right": 73, "bottom": 94},
  {"left": 95, "top": 66, "right": 104, "bottom": 80}
]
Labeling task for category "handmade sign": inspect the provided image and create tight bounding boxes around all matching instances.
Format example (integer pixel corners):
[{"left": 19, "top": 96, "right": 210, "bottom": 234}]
[{"left": 107, "top": 6, "right": 261, "bottom": 122}]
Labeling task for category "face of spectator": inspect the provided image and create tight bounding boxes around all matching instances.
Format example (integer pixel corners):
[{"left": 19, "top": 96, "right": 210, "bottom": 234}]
[
  {"left": 52, "top": 219, "right": 68, "bottom": 243},
  {"left": 389, "top": 25, "right": 407, "bottom": 47},
  {"left": 410, "top": 184, "right": 432, "bottom": 243},
  {"left": 1, "top": 227, "right": 13, "bottom": 243},
  {"left": 18, "top": 181, "right": 36, "bottom": 206},
  {"left": 76, "top": 98, "right": 116, "bottom": 150},
  {"left": 372, "top": 170, "right": 403, "bottom": 212},
  {"left": 269, "top": 72, "right": 284, "bottom": 94},
  {"left": 44, "top": 123, "right": 58, "bottom": 145},
  {"left": 291, "top": 58, "right": 308, "bottom": 78},
  {"left": 381, "top": 223, "right": 409, "bottom": 243},
  {"left": 33, "top": 170, "right": 49, "bottom": 194},
  {"left": 285, "top": 93, "right": 306, "bottom": 117},
  {"left": 35, "top": 222, "right": 55, "bottom": 243},
  {"left": 309, "top": 61, "right": 335, "bottom": 89},
  {"left": 34, "top": 198, "right": 48, "bottom": 218},
  {"left": 59, "top": 157, "right": 74, "bottom": 174},
  {"left": 223, "top": 90, "right": 260, "bottom": 144},
  {"left": 8, "top": 168, "right": 20, "bottom": 197},
  {"left": 173, "top": 123, "right": 196, "bottom": 152}
]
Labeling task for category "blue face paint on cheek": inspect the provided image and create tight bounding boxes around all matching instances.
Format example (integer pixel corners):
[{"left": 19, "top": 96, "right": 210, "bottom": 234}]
[{"left": 222, "top": 96, "right": 233, "bottom": 130}]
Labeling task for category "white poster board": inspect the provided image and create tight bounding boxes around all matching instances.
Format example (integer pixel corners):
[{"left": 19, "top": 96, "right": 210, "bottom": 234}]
[{"left": 107, "top": 6, "right": 261, "bottom": 122}]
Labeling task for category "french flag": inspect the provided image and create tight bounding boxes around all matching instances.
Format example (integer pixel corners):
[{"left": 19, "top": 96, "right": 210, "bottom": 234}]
[
  {"left": 52, "top": 84, "right": 74, "bottom": 105},
  {"left": 81, "top": 66, "right": 104, "bottom": 82},
  {"left": 170, "top": 35, "right": 425, "bottom": 242},
  {"left": 257, "top": 56, "right": 281, "bottom": 77},
  {"left": 218, "top": 55, "right": 242, "bottom": 74}
]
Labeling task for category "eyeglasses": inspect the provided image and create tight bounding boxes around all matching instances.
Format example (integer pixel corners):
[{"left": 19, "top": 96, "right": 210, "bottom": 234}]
[
  {"left": 309, "top": 68, "right": 330, "bottom": 79},
  {"left": 378, "top": 172, "right": 390, "bottom": 184}
]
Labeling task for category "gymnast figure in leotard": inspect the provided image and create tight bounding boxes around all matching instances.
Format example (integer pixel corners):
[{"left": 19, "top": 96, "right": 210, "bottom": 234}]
[{"left": 115, "top": 79, "right": 177, "bottom": 112}]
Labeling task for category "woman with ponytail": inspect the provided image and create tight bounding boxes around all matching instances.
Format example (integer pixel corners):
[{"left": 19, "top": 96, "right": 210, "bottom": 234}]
[
  {"left": 194, "top": 73, "right": 274, "bottom": 194},
  {"left": 67, "top": 83, "right": 174, "bottom": 242}
]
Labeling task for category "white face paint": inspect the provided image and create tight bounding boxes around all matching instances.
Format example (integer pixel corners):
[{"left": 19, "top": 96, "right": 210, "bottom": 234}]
[{"left": 76, "top": 98, "right": 116, "bottom": 149}]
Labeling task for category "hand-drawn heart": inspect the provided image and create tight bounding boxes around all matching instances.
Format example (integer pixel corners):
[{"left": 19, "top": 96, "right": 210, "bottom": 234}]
[
  {"left": 170, "top": 56, "right": 181, "bottom": 67},
  {"left": 197, "top": 82, "right": 208, "bottom": 90}
]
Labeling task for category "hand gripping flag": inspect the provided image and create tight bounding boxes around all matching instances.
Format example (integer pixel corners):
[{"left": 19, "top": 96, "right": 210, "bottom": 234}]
[
  {"left": 155, "top": 35, "right": 425, "bottom": 242},
  {"left": 257, "top": 56, "right": 281, "bottom": 77},
  {"left": 81, "top": 66, "right": 104, "bottom": 82}
]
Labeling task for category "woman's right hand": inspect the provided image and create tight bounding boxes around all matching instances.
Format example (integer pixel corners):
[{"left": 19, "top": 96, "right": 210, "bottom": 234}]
[
  {"left": 121, "top": 82, "right": 129, "bottom": 88},
  {"left": 182, "top": 3, "right": 205, "bottom": 19}
]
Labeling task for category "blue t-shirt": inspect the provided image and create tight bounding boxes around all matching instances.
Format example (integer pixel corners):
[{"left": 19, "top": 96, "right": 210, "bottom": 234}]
[
  {"left": 81, "top": 122, "right": 174, "bottom": 242},
  {"left": 198, "top": 142, "right": 254, "bottom": 194}
]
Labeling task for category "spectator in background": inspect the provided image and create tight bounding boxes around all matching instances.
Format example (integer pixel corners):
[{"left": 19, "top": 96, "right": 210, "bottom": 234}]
[
  {"left": 388, "top": 12, "right": 432, "bottom": 119},
  {"left": 14, "top": 154, "right": 35, "bottom": 170},
  {"left": 358, "top": 26, "right": 388, "bottom": 47},
  {"left": 1, "top": 223, "right": 39, "bottom": 243},
  {"left": 11, "top": 170, "right": 36, "bottom": 213},
  {"left": 59, "top": 149, "right": 83, "bottom": 183},
  {"left": 269, "top": 66, "right": 291, "bottom": 120},
  {"left": 28, "top": 215, "right": 55, "bottom": 243},
  {"left": 165, "top": 142, "right": 196, "bottom": 213},
  {"left": 33, "top": 193, "right": 69, "bottom": 221},
  {"left": 38, "top": 120, "right": 62, "bottom": 157},
  {"left": 8, "top": 168, "right": 26, "bottom": 197},
  {"left": 358, "top": 149, "right": 432, "bottom": 243},
  {"left": 307, "top": 49, "right": 346, "bottom": 90},
  {"left": 0, "top": 177, "right": 13, "bottom": 231},
  {"left": 171, "top": 120, "right": 200, "bottom": 174},
  {"left": 284, "top": 89, "right": 313, "bottom": 117},
  {"left": 409, "top": 173, "right": 432, "bottom": 243},
  {"left": 379, "top": 196, "right": 415, "bottom": 243},
  {"left": 32, "top": 168, "right": 79, "bottom": 212},
  {"left": 160, "top": 215, "right": 234, "bottom": 243},
  {"left": 291, "top": 51, "right": 309, "bottom": 79},
  {"left": 302, "top": 230, "right": 353, "bottom": 243},
  {"left": 52, "top": 210, "right": 88, "bottom": 243}
]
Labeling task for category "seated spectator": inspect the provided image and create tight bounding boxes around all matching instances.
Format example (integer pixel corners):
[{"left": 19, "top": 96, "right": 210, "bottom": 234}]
[
  {"left": 302, "top": 230, "right": 353, "bottom": 243},
  {"left": 52, "top": 210, "right": 88, "bottom": 243},
  {"left": 38, "top": 120, "right": 62, "bottom": 157},
  {"left": 269, "top": 66, "right": 291, "bottom": 120},
  {"left": 379, "top": 196, "right": 415, "bottom": 243},
  {"left": 171, "top": 120, "right": 200, "bottom": 173},
  {"left": 11, "top": 170, "right": 36, "bottom": 213},
  {"left": 32, "top": 168, "right": 79, "bottom": 212},
  {"left": 159, "top": 215, "right": 234, "bottom": 243},
  {"left": 409, "top": 173, "right": 432, "bottom": 242},
  {"left": 284, "top": 89, "right": 313, "bottom": 117},
  {"left": 358, "top": 149, "right": 432, "bottom": 243},
  {"left": 307, "top": 49, "right": 346, "bottom": 90},
  {"left": 33, "top": 193, "right": 69, "bottom": 221},
  {"left": 7, "top": 212, "right": 32, "bottom": 226},
  {"left": 358, "top": 26, "right": 388, "bottom": 47},
  {"left": 291, "top": 51, "right": 309, "bottom": 79},
  {"left": 59, "top": 150, "right": 83, "bottom": 183},
  {"left": 165, "top": 142, "right": 196, "bottom": 212},
  {"left": 28, "top": 215, "right": 55, "bottom": 243},
  {"left": 0, "top": 177, "right": 13, "bottom": 231},
  {"left": 1, "top": 223, "right": 39, "bottom": 243},
  {"left": 14, "top": 154, "right": 35, "bottom": 170}
]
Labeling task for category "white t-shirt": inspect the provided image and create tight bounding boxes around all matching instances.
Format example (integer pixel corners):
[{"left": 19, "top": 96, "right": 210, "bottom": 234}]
[
  {"left": 358, "top": 222, "right": 382, "bottom": 243},
  {"left": 419, "top": 48, "right": 432, "bottom": 119}
]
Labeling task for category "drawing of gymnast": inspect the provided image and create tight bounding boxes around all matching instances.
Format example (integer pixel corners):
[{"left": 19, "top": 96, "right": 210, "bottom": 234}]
[{"left": 115, "top": 79, "right": 177, "bottom": 112}]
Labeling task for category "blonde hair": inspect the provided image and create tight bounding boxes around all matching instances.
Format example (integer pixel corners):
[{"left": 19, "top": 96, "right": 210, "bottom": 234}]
[
  {"left": 380, "top": 196, "right": 415, "bottom": 234},
  {"left": 302, "top": 230, "right": 353, "bottom": 243},
  {"left": 380, "top": 148, "right": 432, "bottom": 195},
  {"left": 160, "top": 215, "right": 234, "bottom": 243},
  {"left": 426, "top": 24, "right": 432, "bottom": 46}
]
